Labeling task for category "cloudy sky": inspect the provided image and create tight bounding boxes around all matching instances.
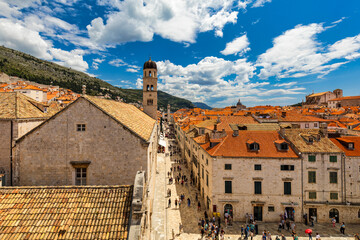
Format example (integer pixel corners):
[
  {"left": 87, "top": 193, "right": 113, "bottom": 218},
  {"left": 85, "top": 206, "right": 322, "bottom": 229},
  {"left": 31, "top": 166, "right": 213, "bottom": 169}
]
[{"left": 1, "top": 0, "right": 360, "bottom": 107}]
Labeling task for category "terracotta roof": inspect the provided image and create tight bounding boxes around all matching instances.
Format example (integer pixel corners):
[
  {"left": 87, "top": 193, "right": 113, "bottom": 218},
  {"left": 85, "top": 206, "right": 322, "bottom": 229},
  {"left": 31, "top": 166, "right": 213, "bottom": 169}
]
[
  {"left": 284, "top": 129, "right": 342, "bottom": 153},
  {"left": 329, "top": 96, "right": 360, "bottom": 101},
  {"left": 331, "top": 137, "right": 360, "bottom": 156},
  {"left": 202, "top": 131, "right": 298, "bottom": 158},
  {"left": 0, "top": 92, "right": 52, "bottom": 119},
  {"left": 278, "top": 112, "right": 329, "bottom": 122},
  {"left": 217, "top": 116, "right": 258, "bottom": 131},
  {"left": 195, "top": 119, "right": 217, "bottom": 129},
  {"left": 0, "top": 185, "right": 133, "bottom": 240},
  {"left": 308, "top": 91, "right": 329, "bottom": 97},
  {"left": 84, "top": 96, "right": 156, "bottom": 142},
  {"left": 230, "top": 123, "right": 280, "bottom": 131}
]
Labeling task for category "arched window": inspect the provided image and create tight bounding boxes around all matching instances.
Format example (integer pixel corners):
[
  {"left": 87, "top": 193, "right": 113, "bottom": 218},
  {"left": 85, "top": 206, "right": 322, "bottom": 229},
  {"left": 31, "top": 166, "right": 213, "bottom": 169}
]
[
  {"left": 249, "top": 143, "right": 260, "bottom": 151},
  {"left": 149, "top": 71, "right": 152, "bottom": 77},
  {"left": 151, "top": 85, "right": 154, "bottom": 91},
  {"left": 147, "top": 85, "right": 150, "bottom": 91}
]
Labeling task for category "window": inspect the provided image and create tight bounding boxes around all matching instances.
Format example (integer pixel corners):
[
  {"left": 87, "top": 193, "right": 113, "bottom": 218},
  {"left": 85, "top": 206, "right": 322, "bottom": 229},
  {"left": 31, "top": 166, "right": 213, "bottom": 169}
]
[
  {"left": 348, "top": 143, "right": 354, "bottom": 150},
  {"left": 308, "top": 171, "right": 316, "bottom": 183},
  {"left": 330, "top": 172, "right": 338, "bottom": 183},
  {"left": 330, "top": 192, "right": 338, "bottom": 200},
  {"left": 280, "top": 143, "right": 289, "bottom": 150},
  {"left": 268, "top": 206, "right": 275, "bottom": 212},
  {"left": 202, "top": 167, "right": 204, "bottom": 179},
  {"left": 309, "top": 192, "right": 317, "bottom": 199},
  {"left": 314, "top": 123, "right": 318, "bottom": 127},
  {"left": 305, "top": 123, "right": 309, "bottom": 128},
  {"left": 281, "top": 165, "right": 295, "bottom": 171},
  {"left": 330, "top": 156, "right": 337, "bottom": 163},
  {"left": 254, "top": 164, "right": 262, "bottom": 171},
  {"left": 249, "top": 143, "right": 260, "bottom": 151},
  {"left": 206, "top": 159, "right": 208, "bottom": 165},
  {"left": 225, "top": 164, "right": 232, "bottom": 170},
  {"left": 225, "top": 181, "right": 232, "bottom": 193},
  {"left": 75, "top": 168, "right": 87, "bottom": 185},
  {"left": 76, "top": 124, "right": 86, "bottom": 132},
  {"left": 206, "top": 174, "right": 209, "bottom": 186},
  {"left": 147, "top": 99, "right": 153, "bottom": 105},
  {"left": 254, "top": 181, "right": 262, "bottom": 194},
  {"left": 308, "top": 155, "right": 316, "bottom": 162},
  {"left": 284, "top": 182, "right": 291, "bottom": 195}
]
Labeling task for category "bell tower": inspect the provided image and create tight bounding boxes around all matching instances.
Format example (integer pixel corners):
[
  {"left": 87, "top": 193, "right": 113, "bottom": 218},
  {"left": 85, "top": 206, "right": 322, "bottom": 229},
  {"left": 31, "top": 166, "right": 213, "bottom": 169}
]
[{"left": 142, "top": 58, "right": 158, "bottom": 119}]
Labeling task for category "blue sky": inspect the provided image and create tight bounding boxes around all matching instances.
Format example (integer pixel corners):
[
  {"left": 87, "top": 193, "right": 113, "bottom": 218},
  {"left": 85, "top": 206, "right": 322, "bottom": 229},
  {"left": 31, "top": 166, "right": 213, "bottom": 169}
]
[{"left": 0, "top": 0, "right": 360, "bottom": 107}]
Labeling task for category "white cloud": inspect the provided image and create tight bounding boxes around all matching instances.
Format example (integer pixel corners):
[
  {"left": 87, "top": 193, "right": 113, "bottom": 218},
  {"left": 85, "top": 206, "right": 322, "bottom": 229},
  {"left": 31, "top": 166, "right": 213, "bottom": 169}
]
[
  {"left": 274, "top": 82, "right": 297, "bottom": 87},
  {"left": 92, "top": 58, "right": 105, "bottom": 70},
  {"left": 87, "top": 0, "right": 247, "bottom": 45},
  {"left": 221, "top": 34, "right": 250, "bottom": 56},
  {"left": 50, "top": 48, "right": 89, "bottom": 71},
  {"left": 109, "top": 59, "right": 141, "bottom": 72},
  {"left": 256, "top": 23, "right": 360, "bottom": 79},
  {"left": 252, "top": 0, "right": 271, "bottom": 8},
  {"left": 0, "top": 18, "right": 53, "bottom": 60}
]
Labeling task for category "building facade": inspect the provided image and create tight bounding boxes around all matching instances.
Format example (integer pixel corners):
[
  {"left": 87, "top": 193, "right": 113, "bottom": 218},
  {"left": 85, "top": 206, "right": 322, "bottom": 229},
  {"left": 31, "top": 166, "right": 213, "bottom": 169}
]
[{"left": 14, "top": 95, "right": 158, "bottom": 186}]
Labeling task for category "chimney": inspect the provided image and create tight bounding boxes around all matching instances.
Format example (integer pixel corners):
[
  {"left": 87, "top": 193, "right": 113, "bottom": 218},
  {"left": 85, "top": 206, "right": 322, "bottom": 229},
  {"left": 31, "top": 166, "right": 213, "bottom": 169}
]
[
  {"left": 205, "top": 133, "right": 210, "bottom": 143},
  {"left": 214, "top": 124, "right": 217, "bottom": 131},
  {"left": 282, "top": 112, "right": 287, "bottom": 118}
]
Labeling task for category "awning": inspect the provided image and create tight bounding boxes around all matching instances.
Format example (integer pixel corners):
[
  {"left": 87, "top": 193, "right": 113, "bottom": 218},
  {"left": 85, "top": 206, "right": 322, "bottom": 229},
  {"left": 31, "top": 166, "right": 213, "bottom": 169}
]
[{"left": 159, "top": 139, "right": 166, "bottom": 147}]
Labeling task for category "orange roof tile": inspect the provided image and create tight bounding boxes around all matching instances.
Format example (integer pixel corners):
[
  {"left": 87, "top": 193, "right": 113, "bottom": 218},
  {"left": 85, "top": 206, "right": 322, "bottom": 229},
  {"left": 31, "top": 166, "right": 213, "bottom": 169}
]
[
  {"left": 331, "top": 137, "right": 360, "bottom": 156},
  {"left": 202, "top": 131, "right": 298, "bottom": 158}
]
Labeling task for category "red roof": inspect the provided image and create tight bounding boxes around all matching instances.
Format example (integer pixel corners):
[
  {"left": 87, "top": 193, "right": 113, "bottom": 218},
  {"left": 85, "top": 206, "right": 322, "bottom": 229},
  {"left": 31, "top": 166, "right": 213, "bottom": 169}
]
[
  {"left": 201, "top": 131, "right": 299, "bottom": 158},
  {"left": 331, "top": 137, "right": 360, "bottom": 157}
]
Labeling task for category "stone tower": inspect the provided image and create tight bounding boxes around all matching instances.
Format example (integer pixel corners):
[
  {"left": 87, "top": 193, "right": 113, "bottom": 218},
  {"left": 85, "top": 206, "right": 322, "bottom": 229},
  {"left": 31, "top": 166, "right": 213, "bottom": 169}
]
[{"left": 142, "top": 58, "right": 158, "bottom": 119}]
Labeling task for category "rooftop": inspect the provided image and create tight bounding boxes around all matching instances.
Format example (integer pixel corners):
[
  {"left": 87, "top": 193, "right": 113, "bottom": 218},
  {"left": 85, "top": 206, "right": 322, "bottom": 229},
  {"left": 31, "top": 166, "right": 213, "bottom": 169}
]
[
  {"left": 284, "top": 129, "right": 342, "bottom": 153},
  {"left": 330, "top": 136, "right": 360, "bottom": 157},
  {"left": 0, "top": 185, "right": 133, "bottom": 240},
  {"left": 84, "top": 95, "right": 156, "bottom": 142}
]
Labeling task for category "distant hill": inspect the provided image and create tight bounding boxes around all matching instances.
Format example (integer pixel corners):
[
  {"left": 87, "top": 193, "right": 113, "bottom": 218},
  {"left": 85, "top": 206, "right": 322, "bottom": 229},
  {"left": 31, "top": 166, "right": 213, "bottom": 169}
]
[
  {"left": 193, "top": 102, "right": 212, "bottom": 110},
  {"left": 0, "top": 46, "right": 194, "bottom": 111}
]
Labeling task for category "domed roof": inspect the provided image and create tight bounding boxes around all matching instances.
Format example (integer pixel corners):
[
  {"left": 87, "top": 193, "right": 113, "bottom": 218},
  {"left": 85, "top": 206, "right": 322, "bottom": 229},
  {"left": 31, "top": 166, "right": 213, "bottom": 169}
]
[{"left": 143, "top": 58, "right": 157, "bottom": 70}]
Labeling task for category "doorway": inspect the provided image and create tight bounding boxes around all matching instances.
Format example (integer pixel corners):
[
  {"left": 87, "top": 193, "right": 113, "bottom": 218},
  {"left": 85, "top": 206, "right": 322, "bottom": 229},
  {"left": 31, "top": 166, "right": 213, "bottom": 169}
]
[
  {"left": 254, "top": 206, "right": 263, "bottom": 221},
  {"left": 224, "top": 204, "right": 233, "bottom": 218},
  {"left": 285, "top": 207, "right": 295, "bottom": 221},
  {"left": 329, "top": 208, "right": 339, "bottom": 223},
  {"left": 309, "top": 208, "right": 317, "bottom": 222}
]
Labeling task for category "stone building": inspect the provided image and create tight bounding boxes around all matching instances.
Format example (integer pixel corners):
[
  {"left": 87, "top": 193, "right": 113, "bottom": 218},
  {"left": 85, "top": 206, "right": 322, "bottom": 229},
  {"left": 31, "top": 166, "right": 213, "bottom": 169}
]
[
  {"left": 142, "top": 58, "right": 158, "bottom": 119},
  {"left": 282, "top": 129, "right": 344, "bottom": 223},
  {"left": 14, "top": 95, "right": 158, "bottom": 186},
  {"left": 328, "top": 95, "right": 360, "bottom": 109},
  {"left": 0, "top": 92, "right": 58, "bottom": 186},
  {"left": 303, "top": 89, "right": 343, "bottom": 108},
  {"left": 330, "top": 136, "right": 360, "bottom": 223}
]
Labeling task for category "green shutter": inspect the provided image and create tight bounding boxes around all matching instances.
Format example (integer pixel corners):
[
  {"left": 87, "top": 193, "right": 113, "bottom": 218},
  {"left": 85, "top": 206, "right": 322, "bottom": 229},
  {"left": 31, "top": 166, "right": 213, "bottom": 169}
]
[
  {"left": 330, "top": 192, "right": 338, "bottom": 199},
  {"left": 284, "top": 182, "right": 291, "bottom": 195},
  {"left": 225, "top": 181, "right": 232, "bottom": 193},
  {"left": 309, "top": 192, "right": 317, "bottom": 199},
  {"left": 255, "top": 181, "right": 262, "bottom": 194},
  {"left": 308, "top": 155, "right": 316, "bottom": 162},
  {"left": 308, "top": 171, "right": 316, "bottom": 183},
  {"left": 330, "top": 156, "right": 337, "bottom": 162},
  {"left": 330, "top": 172, "right": 338, "bottom": 183}
]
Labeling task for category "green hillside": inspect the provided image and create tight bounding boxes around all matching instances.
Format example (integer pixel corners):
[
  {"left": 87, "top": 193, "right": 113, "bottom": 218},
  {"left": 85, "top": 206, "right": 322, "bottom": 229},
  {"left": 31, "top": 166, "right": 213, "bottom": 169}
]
[{"left": 0, "top": 46, "right": 194, "bottom": 111}]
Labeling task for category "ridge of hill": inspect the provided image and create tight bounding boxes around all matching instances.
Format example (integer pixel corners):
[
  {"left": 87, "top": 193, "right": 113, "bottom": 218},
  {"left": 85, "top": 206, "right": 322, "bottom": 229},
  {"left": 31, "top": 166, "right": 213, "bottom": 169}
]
[
  {"left": 0, "top": 46, "right": 194, "bottom": 111},
  {"left": 193, "top": 102, "right": 212, "bottom": 110}
]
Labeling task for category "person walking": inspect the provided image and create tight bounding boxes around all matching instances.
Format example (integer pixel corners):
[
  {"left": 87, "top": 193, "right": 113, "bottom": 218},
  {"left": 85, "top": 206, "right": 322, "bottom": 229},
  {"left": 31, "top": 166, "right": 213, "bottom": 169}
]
[
  {"left": 308, "top": 232, "right": 312, "bottom": 240},
  {"left": 340, "top": 222, "right": 345, "bottom": 234},
  {"left": 315, "top": 233, "right": 320, "bottom": 240},
  {"left": 175, "top": 198, "right": 178, "bottom": 208},
  {"left": 281, "top": 234, "right": 286, "bottom": 240},
  {"left": 198, "top": 201, "right": 201, "bottom": 211},
  {"left": 168, "top": 198, "right": 171, "bottom": 208},
  {"left": 187, "top": 198, "right": 191, "bottom": 207}
]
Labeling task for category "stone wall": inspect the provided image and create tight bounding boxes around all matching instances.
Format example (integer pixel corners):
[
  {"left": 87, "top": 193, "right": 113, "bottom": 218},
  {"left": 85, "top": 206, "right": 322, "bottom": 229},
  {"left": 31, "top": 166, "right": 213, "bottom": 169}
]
[
  {"left": 14, "top": 98, "right": 153, "bottom": 186},
  {"left": 0, "top": 120, "right": 11, "bottom": 186}
]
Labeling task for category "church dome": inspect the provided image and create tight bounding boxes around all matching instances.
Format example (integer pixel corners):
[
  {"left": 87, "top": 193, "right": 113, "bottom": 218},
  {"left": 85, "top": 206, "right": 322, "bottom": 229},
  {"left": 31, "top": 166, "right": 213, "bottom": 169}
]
[{"left": 143, "top": 58, "right": 157, "bottom": 70}]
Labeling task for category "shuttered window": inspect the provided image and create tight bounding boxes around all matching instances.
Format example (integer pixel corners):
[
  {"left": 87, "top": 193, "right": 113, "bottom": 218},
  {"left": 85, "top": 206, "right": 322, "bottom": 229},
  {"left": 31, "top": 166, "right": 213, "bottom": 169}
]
[
  {"left": 308, "top": 171, "right": 316, "bottom": 183},
  {"left": 225, "top": 181, "right": 232, "bottom": 193},
  {"left": 308, "top": 155, "right": 316, "bottom": 162},
  {"left": 330, "top": 156, "right": 337, "bottom": 162},
  {"left": 254, "top": 181, "right": 262, "bottom": 194},
  {"left": 330, "top": 172, "right": 338, "bottom": 183},
  {"left": 284, "top": 182, "right": 291, "bottom": 195}
]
